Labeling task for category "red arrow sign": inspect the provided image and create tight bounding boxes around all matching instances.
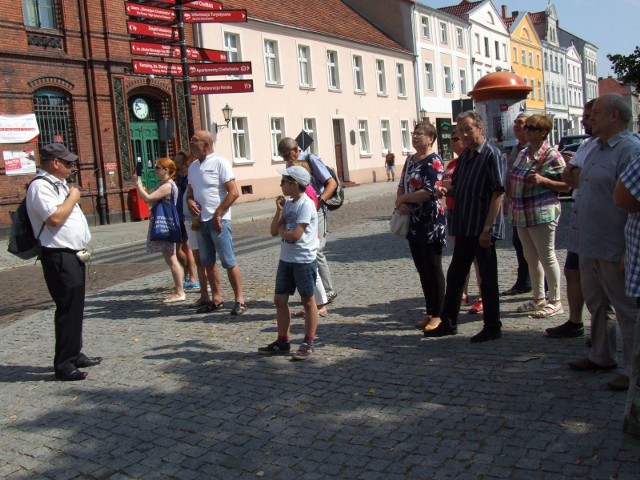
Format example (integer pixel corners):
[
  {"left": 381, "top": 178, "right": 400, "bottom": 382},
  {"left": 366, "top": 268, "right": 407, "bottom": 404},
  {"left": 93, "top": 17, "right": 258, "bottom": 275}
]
[
  {"left": 152, "top": 0, "right": 176, "bottom": 4},
  {"left": 130, "top": 42, "right": 227, "bottom": 62},
  {"left": 190, "top": 80, "right": 254, "bottom": 95},
  {"left": 177, "top": 46, "right": 228, "bottom": 62},
  {"left": 183, "top": 9, "right": 248, "bottom": 23},
  {"left": 125, "top": 2, "right": 176, "bottom": 22},
  {"left": 133, "top": 60, "right": 183, "bottom": 77},
  {"left": 188, "top": 62, "right": 252, "bottom": 76},
  {"left": 127, "top": 21, "right": 178, "bottom": 40},
  {"left": 183, "top": 0, "right": 223, "bottom": 11}
]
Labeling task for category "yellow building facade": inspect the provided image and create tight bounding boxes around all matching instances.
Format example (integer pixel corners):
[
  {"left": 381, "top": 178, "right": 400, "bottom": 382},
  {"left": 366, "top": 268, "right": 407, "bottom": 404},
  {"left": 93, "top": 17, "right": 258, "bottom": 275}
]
[{"left": 505, "top": 13, "right": 545, "bottom": 113}]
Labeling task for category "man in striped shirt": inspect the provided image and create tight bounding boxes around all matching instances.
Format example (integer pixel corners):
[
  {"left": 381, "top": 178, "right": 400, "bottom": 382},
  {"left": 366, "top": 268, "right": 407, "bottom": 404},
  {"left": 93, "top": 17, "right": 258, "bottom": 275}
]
[{"left": 425, "top": 111, "right": 506, "bottom": 343}]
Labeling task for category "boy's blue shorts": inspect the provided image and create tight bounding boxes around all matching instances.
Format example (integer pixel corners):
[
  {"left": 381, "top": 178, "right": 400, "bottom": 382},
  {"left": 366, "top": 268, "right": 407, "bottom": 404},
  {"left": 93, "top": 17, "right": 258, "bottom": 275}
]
[{"left": 275, "top": 260, "right": 317, "bottom": 298}]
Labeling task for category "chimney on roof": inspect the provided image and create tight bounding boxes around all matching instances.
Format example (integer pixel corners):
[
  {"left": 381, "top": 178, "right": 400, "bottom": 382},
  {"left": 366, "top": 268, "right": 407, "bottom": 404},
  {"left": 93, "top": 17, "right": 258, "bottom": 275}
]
[
  {"left": 513, "top": 11, "right": 519, "bottom": 17},
  {"left": 501, "top": 5, "right": 508, "bottom": 18}
]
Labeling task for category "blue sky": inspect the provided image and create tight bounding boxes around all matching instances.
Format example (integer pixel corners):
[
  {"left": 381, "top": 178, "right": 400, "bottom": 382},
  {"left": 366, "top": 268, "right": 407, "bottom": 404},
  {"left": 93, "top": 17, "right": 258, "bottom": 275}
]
[{"left": 421, "top": 0, "right": 638, "bottom": 78}]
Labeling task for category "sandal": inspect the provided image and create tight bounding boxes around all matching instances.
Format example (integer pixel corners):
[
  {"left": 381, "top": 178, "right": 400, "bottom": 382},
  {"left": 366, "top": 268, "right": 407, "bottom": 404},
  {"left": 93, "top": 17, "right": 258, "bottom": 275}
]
[
  {"left": 531, "top": 303, "right": 564, "bottom": 318},
  {"left": 196, "top": 301, "right": 224, "bottom": 313},
  {"left": 189, "top": 298, "right": 211, "bottom": 309},
  {"left": 415, "top": 315, "right": 432, "bottom": 329},
  {"left": 517, "top": 299, "right": 546, "bottom": 313},
  {"left": 294, "top": 308, "right": 328, "bottom": 317},
  {"left": 163, "top": 294, "right": 186, "bottom": 304},
  {"left": 423, "top": 318, "right": 441, "bottom": 331}
]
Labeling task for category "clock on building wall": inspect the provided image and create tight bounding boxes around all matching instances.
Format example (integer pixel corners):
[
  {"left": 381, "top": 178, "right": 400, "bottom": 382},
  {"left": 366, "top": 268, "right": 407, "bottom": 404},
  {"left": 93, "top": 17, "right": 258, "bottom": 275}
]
[{"left": 132, "top": 97, "right": 149, "bottom": 120}]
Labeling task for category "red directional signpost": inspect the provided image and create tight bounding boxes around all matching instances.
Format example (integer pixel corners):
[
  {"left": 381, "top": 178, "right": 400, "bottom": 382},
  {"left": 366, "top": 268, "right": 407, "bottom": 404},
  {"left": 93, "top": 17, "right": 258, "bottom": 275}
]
[
  {"left": 190, "top": 80, "right": 254, "bottom": 95},
  {"left": 125, "top": 0, "right": 252, "bottom": 138},
  {"left": 182, "top": 9, "right": 248, "bottom": 23}
]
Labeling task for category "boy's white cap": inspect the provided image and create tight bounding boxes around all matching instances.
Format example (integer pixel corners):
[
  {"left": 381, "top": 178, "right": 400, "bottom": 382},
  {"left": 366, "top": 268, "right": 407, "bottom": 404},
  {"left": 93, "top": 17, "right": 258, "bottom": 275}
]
[{"left": 277, "top": 166, "right": 311, "bottom": 187}]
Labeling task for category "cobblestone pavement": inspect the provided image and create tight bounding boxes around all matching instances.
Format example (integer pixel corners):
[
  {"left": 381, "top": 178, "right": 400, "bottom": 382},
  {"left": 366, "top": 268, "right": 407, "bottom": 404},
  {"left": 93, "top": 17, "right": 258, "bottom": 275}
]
[{"left": 1, "top": 191, "right": 639, "bottom": 479}]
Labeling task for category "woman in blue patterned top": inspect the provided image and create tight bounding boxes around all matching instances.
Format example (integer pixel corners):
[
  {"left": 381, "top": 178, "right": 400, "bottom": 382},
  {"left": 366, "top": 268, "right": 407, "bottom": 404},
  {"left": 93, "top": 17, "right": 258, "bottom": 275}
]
[{"left": 396, "top": 121, "right": 447, "bottom": 332}]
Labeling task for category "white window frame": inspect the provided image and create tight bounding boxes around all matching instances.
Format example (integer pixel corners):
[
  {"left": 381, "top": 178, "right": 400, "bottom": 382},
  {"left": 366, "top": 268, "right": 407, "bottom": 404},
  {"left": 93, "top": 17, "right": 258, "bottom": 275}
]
[
  {"left": 400, "top": 120, "right": 410, "bottom": 153},
  {"left": 297, "top": 45, "right": 313, "bottom": 88},
  {"left": 223, "top": 32, "right": 241, "bottom": 79},
  {"left": 459, "top": 69, "right": 467, "bottom": 95},
  {"left": 326, "top": 50, "right": 340, "bottom": 90},
  {"left": 521, "top": 48, "right": 526, "bottom": 64},
  {"left": 375, "top": 59, "right": 387, "bottom": 95},
  {"left": 269, "top": 117, "right": 285, "bottom": 160},
  {"left": 263, "top": 39, "right": 281, "bottom": 85},
  {"left": 421, "top": 15, "right": 430, "bottom": 39},
  {"left": 396, "top": 63, "right": 406, "bottom": 97},
  {"left": 444, "top": 66, "right": 452, "bottom": 94},
  {"left": 303, "top": 118, "right": 318, "bottom": 155},
  {"left": 424, "top": 63, "right": 434, "bottom": 92},
  {"left": 440, "top": 22, "right": 448, "bottom": 44},
  {"left": 352, "top": 55, "right": 365, "bottom": 93},
  {"left": 475, "top": 34, "right": 481, "bottom": 54},
  {"left": 231, "top": 117, "right": 251, "bottom": 164},
  {"left": 484, "top": 37, "right": 490, "bottom": 57},
  {"left": 358, "top": 119, "right": 370, "bottom": 155},
  {"left": 380, "top": 119, "right": 391, "bottom": 153},
  {"left": 528, "top": 51, "right": 533, "bottom": 67},
  {"left": 495, "top": 41, "right": 500, "bottom": 60},
  {"left": 456, "top": 28, "right": 463, "bottom": 49}
]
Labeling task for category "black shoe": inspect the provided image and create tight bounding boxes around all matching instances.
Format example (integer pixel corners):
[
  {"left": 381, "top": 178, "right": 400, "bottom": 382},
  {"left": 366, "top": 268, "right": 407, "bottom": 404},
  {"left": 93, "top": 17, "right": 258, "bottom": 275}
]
[
  {"left": 423, "top": 323, "right": 457, "bottom": 338},
  {"left": 230, "top": 302, "right": 247, "bottom": 315},
  {"left": 56, "top": 369, "right": 88, "bottom": 381},
  {"left": 501, "top": 285, "right": 532, "bottom": 296},
  {"left": 545, "top": 321, "right": 584, "bottom": 338},
  {"left": 258, "top": 340, "right": 291, "bottom": 355},
  {"left": 75, "top": 356, "right": 103, "bottom": 368},
  {"left": 326, "top": 292, "right": 338, "bottom": 304},
  {"left": 470, "top": 329, "right": 502, "bottom": 343}
]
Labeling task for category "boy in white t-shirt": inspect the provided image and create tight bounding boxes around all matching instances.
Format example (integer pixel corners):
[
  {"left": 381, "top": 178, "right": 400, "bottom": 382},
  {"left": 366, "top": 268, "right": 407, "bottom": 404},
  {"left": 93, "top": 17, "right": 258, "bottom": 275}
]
[{"left": 259, "top": 166, "right": 319, "bottom": 361}]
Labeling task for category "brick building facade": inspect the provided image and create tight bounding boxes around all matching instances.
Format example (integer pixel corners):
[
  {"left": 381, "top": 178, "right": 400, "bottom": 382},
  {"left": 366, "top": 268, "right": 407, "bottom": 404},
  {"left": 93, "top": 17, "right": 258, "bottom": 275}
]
[{"left": 0, "top": 0, "right": 198, "bottom": 230}]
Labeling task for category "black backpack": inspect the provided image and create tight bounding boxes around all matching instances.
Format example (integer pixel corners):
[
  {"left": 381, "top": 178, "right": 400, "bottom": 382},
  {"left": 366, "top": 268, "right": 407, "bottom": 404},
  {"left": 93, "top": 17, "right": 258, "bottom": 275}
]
[
  {"left": 7, "top": 176, "right": 59, "bottom": 260},
  {"left": 305, "top": 154, "right": 344, "bottom": 211}
]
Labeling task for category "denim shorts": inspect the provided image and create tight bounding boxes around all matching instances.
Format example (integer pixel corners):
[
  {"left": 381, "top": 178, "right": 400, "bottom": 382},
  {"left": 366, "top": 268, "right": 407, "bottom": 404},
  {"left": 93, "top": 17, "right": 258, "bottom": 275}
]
[
  {"left": 197, "top": 219, "right": 237, "bottom": 269},
  {"left": 275, "top": 260, "right": 317, "bottom": 298}
]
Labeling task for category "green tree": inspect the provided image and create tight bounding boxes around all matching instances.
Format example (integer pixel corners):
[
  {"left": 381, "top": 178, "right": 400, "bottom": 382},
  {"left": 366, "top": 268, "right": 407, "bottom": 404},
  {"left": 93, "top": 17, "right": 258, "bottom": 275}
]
[{"left": 607, "top": 46, "right": 640, "bottom": 90}]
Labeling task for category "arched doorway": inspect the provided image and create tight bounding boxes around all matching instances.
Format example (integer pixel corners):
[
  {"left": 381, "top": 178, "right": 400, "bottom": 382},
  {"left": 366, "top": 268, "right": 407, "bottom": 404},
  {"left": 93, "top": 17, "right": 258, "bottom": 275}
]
[{"left": 129, "top": 95, "right": 161, "bottom": 190}]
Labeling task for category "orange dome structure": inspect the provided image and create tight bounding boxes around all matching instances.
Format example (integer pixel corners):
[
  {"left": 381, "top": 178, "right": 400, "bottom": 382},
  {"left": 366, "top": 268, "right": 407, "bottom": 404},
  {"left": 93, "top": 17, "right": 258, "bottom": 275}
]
[{"left": 468, "top": 71, "right": 532, "bottom": 102}]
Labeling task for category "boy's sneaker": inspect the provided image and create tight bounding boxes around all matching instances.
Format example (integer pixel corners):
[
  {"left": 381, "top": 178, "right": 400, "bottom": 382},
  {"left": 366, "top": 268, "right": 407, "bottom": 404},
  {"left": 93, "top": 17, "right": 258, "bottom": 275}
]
[
  {"left": 183, "top": 281, "right": 200, "bottom": 289},
  {"left": 291, "top": 342, "right": 315, "bottom": 361},
  {"left": 258, "top": 341, "right": 290, "bottom": 355},
  {"left": 469, "top": 299, "right": 483, "bottom": 314}
]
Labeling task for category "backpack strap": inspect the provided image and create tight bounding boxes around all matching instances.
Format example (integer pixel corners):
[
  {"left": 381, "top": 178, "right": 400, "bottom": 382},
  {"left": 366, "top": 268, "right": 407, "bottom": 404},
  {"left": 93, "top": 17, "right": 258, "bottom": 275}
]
[{"left": 28, "top": 175, "right": 60, "bottom": 241}]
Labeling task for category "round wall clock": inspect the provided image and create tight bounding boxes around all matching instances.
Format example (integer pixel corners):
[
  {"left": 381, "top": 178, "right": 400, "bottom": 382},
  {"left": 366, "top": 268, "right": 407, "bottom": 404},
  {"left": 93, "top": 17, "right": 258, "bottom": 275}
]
[{"left": 132, "top": 97, "right": 149, "bottom": 120}]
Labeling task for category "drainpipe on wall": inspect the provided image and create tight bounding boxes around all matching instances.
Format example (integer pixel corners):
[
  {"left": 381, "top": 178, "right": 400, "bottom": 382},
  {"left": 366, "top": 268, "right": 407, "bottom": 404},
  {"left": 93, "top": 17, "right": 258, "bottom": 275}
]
[
  {"left": 410, "top": 4, "right": 422, "bottom": 123},
  {"left": 78, "top": 0, "right": 107, "bottom": 225}
]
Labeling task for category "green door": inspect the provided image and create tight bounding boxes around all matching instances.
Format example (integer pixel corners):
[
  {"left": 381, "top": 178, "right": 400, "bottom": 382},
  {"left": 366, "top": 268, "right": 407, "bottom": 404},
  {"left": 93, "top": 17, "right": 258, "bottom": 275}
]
[{"left": 130, "top": 121, "right": 161, "bottom": 190}]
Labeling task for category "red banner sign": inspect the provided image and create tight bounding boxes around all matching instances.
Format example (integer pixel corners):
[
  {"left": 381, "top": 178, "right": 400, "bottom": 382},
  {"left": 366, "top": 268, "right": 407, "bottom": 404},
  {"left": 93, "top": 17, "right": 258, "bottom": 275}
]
[
  {"left": 133, "top": 60, "right": 183, "bottom": 77},
  {"left": 184, "top": 0, "right": 223, "bottom": 11},
  {"left": 188, "top": 62, "right": 251, "bottom": 76},
  {"left": 125, "top": 2, "right": 176, "bottom": 22},
  {"left": 127, "top": 21, "right": 178, "bottom": 40},
  {"left": 190, "top": 80, "right": 254, "bottom": 95},
  {"left": 152, "top": 0, "right": 176, "bottom": 4},
  {"left": 183, "top": 9, "right": 248, "bottom": 23},
  {"left": 130, "top": 42, "right": 227, "bottom": 62}
]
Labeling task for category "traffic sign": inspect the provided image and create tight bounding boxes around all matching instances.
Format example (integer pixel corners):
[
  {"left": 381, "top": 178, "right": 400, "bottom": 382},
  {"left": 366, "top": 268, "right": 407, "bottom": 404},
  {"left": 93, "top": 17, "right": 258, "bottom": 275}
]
[
  {"left": 187, "top": 62, "right": 252, "bottom": 76},
  {"left": 133, "top": 60, "right": 183, "bottom": 77},
  {"left": 179, "top": 46, "right": 227, "bottom": 62},
  {"left": 190, "top": 80, "right": 254, "bottom": 95},
  {"left": 130, "top": 41, "right": 227, "bottom": 62},
  {"left": 183, "top": 0, "right": 223, "bottom": 11},
  {"left": 127, "top": 21, "right": 178, "bottom": 40},
  {"left": 125, "top": 2, "right": 176, "bottom": 22},
  {"left": 183, "top": 9, "right": 248, "bottom": 23}
]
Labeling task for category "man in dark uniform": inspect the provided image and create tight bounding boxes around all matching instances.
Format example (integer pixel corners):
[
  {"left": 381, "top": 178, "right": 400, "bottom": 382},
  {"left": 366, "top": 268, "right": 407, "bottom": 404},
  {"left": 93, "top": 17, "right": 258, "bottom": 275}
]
[{"left": 27, "top": 143, "right": 100, "bottom": 381}]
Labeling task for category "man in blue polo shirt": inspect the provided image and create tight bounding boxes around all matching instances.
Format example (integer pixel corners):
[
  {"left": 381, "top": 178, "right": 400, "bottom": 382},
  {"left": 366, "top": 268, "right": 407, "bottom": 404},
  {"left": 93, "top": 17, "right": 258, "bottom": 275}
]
[{"left": 425, "top": 111, "right": 506, "bottom": 343}]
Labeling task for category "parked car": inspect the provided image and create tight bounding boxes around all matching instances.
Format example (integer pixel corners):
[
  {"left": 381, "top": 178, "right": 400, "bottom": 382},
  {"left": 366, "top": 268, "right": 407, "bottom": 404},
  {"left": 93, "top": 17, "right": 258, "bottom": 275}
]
[{"left": 558, "top": 134, "right": 590, "bottom": 153}]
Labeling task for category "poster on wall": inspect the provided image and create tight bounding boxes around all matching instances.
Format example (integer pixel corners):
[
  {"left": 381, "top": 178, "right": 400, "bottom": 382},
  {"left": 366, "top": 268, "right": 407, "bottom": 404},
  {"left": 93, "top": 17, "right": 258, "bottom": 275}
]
[
  {"left": 0, "top": 114, "right": 40, "bottom": 144},
  {"left": 3, "top": 150, "right": 36, "bottom": 176}
]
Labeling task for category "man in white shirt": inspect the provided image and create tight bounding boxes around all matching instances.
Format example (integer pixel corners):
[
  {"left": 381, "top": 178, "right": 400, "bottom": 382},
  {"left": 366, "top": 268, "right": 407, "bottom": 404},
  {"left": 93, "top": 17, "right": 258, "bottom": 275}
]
[
  {"left": 186, "top": 130, "right": 246, "bottom": 315},
  {"left": 26, "top": 143, "right": 98, "bottom": 381}
]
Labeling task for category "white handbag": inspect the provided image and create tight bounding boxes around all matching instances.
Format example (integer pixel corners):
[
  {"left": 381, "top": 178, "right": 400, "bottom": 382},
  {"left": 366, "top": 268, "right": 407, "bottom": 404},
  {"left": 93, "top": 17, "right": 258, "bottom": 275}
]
[{"left": 390, "top": 159, "right": 411, "bottom": 236}]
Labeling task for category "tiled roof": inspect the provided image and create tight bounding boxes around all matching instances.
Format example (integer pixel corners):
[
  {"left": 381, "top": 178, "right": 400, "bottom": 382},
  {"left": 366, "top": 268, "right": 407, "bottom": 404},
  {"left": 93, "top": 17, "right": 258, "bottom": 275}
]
[
  {"left": 529, "top": 11, "right": 546, "bottom": 25},
  {"left": 219, "top": 0, "right": 410, "bottom": 53},
  {"left": 598, "top": 77, "right": 635, "bottom": 96},
  {"left": 502, "top": 15, "right": 516, "bottom": 29},
  {"left": 437, "top": 0, "right": 482, "bottom": 19}
]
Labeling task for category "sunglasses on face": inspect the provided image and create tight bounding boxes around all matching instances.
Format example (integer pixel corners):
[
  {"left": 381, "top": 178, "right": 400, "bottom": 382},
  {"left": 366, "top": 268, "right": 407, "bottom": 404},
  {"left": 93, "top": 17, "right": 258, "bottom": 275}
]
[
  {"left": 524, "top": 125, "right": 544, "bottom": 131},
  {"left": 59, "top": 159, "right": 76, "bottom": 168}
]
